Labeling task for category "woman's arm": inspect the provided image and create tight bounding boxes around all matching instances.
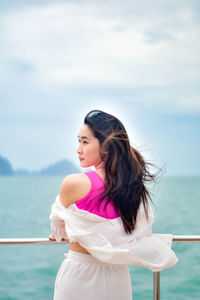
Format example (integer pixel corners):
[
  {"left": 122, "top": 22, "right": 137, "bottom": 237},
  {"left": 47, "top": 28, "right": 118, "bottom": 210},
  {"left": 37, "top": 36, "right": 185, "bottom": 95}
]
[
  {"left": 49, "top": 196, "right": 69, "bottom": 242},
  {"left": 49, "top": 173, "right": 90, "bottom": 242}
]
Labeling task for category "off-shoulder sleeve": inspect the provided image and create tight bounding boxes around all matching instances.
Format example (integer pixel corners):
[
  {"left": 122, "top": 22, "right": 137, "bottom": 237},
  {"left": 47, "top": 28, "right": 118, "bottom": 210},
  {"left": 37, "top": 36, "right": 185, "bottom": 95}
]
[{"left": 49, "top": 195, "right": 69, "bottom": 242}]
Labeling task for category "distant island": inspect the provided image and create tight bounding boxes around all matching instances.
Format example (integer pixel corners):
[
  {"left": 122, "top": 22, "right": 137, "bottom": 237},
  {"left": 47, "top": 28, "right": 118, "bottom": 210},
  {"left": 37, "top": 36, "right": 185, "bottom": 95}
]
[{"left": 0, "top": 155, "right": 80, "bottom": 176}]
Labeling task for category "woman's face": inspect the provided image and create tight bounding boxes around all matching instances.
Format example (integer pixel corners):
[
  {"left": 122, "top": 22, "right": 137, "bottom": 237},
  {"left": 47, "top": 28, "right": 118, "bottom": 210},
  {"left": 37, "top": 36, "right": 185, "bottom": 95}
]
[{"left": 77, "top": 124, "right": 103, "bottom": 168}]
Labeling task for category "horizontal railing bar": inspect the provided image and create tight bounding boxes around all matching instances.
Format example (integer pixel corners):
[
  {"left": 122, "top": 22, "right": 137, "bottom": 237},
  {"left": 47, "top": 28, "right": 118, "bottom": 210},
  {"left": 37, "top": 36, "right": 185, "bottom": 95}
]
[
  {"left": 172, "top": 235, "right": 200, "bottom": 241},
  {"left": 0, "top": 235, "right": 200, "bottom": 245},
  {"left": 0, "top": 238, "right": 68, "bottom": 245}
]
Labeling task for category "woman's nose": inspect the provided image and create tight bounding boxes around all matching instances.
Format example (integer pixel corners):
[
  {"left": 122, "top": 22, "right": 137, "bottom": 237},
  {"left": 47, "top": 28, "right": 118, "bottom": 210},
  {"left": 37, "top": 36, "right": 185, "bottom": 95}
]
[{"left": 76, "top": 145, "right": 82, "bottom": 154}]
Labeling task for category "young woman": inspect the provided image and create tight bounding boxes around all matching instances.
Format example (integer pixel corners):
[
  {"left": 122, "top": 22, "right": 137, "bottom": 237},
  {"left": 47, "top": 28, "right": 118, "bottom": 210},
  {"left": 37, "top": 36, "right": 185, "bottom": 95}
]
[{"left": 49, "top": 110, "right": 178, "bottom": 300}]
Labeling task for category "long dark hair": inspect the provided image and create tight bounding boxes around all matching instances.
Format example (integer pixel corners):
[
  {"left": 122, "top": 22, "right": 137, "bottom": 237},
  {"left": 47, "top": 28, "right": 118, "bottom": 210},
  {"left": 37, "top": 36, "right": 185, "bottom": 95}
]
[{"left": 84, "top": 110, "right": 157, "bottom": 234}]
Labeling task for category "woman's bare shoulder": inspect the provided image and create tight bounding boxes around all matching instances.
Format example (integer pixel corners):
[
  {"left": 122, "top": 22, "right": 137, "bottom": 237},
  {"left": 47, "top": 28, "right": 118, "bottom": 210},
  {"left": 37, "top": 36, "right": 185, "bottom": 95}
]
[{"left": 60, "top": 173, "right": 91, "bottom": 208}]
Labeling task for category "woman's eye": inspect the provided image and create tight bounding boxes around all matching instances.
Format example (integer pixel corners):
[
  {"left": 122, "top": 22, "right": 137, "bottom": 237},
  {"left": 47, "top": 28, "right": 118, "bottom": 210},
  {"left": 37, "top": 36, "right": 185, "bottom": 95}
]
[{"left": 77, "top": 139, "right": 88, "bottom": 144}]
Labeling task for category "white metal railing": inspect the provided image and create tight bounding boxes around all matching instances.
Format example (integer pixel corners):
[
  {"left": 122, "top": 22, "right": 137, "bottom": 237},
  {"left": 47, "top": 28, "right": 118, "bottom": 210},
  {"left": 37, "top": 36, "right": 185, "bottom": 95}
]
[
  {"left": 0, "top": 238, "right": 67, "bottom": 245},
  {"left": 0, "top": 235, "right": 200, "bottom": 300},
  {"left": 153, "top": 235, "right": 200, "bottom": 300}
]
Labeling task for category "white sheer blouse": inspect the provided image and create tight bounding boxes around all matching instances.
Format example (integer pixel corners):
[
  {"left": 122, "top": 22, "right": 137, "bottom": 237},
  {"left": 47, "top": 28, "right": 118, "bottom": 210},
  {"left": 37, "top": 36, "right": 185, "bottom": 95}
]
[{"left": 50, "top": 195, "right": 178, "bottom": 272}]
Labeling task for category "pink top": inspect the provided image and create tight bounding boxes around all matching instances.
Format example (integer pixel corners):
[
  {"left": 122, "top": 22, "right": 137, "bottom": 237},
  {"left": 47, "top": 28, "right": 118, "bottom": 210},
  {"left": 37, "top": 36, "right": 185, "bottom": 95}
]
[{"left": 75, "top": 171, "right": 120, "bottom": 219}]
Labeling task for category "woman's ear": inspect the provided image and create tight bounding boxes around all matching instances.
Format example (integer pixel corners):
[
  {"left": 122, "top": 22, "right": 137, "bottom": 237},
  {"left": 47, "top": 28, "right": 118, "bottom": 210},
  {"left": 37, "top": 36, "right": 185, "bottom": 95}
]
[{"left": 100, "top": 148, "right": 108, "bottom": 160}]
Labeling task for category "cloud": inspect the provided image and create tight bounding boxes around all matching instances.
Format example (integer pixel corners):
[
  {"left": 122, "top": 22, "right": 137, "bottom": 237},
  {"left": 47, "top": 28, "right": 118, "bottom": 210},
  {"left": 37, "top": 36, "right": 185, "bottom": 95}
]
[{"left": 0, "top": 0, "right": 199, "bottom": 113}]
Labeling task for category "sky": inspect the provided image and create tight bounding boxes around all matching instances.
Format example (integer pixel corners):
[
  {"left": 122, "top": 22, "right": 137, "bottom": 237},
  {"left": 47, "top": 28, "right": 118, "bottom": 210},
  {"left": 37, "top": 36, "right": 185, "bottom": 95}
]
[{"left": 0, "top": 0, "right": 199, "bottom": 176}]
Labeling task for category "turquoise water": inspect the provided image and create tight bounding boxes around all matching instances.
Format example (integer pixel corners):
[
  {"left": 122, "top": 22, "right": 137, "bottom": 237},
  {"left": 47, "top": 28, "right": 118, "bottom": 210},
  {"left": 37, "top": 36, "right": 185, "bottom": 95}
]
[{"left": 0, "top": 176, "right": 200, "bottom": 299}]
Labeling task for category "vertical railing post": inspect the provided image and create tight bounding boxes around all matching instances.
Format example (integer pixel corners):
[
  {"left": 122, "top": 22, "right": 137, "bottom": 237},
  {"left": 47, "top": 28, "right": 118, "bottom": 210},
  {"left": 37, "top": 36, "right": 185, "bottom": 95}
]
[{"left": 153, "top": 272, "right": 160, "bottom": 300}]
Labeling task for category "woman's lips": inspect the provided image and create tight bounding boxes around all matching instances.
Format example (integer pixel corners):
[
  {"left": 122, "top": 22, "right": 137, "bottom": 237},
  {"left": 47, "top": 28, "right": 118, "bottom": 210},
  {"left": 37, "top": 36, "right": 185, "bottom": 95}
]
[{"left": 79, "top": 157, "right": 84, "bottom": 161}]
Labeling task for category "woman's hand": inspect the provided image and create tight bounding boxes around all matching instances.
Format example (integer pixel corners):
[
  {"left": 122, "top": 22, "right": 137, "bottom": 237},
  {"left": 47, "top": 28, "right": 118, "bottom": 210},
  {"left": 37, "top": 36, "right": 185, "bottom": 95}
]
[
  {"left": 49, "top": 233, "right": 69, "bottom": 242},
  {"left": 49, "top": 234, "right": 56, "bottom": 241}
]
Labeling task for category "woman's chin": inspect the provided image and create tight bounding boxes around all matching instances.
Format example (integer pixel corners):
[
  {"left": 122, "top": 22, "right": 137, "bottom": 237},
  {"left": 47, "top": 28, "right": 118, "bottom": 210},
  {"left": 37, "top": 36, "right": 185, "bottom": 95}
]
[
  {"left": 80, "top": 162, "right": 93, "bottom": 168},
  {"left": 80, "top": 162, "right": 87, "bottom": 168}
]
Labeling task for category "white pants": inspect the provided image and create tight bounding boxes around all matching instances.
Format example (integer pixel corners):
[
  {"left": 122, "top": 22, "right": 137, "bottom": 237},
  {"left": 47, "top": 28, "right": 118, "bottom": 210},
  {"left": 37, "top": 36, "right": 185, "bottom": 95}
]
[{"left": 54, "top": 250, "right": 132, "bottom": 300}]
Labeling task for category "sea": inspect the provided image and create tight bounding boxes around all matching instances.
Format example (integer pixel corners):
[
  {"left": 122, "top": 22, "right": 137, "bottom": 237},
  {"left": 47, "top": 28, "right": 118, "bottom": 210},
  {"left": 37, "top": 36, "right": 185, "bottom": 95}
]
[{"left": 0, "top": 176, "right": 200, "bottom": 300}]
